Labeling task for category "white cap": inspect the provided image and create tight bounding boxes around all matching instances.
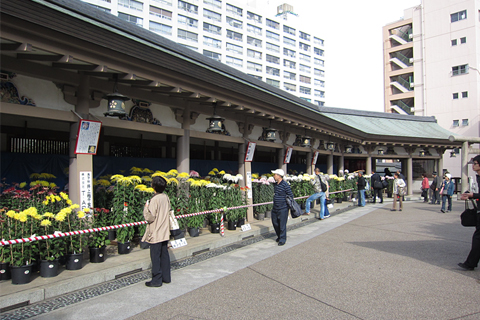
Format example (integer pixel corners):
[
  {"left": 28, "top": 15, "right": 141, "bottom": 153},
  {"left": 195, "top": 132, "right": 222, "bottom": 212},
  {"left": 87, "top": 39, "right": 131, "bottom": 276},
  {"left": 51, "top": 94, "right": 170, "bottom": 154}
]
[
  {"left": 445, "top": 173, "right": 452, "bottom": 179},
  {"left": 271, "top": 169, "right": 285, "bottom": 176}
]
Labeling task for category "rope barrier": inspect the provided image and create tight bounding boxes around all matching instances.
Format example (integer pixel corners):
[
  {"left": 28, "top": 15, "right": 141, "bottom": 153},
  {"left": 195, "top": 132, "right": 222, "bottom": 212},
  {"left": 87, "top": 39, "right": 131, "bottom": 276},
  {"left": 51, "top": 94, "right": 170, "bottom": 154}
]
[{"left": 0, "top": 189, "right": 353, "bottom": 246}]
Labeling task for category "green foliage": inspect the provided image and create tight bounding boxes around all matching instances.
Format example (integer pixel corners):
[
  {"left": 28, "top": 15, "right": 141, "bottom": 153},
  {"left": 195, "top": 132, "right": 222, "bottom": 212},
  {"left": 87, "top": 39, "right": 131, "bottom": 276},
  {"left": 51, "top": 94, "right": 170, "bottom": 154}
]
[{"left": 88, "top": 208, "right": 111, "bottom": 248}]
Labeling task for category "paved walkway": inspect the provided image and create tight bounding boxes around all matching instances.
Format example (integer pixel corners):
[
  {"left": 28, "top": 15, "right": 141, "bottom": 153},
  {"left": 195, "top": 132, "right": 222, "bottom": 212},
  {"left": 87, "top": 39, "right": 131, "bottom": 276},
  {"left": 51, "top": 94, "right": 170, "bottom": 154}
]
[{"left": 2, "top": 198, "right": 479, "bottom": 319}]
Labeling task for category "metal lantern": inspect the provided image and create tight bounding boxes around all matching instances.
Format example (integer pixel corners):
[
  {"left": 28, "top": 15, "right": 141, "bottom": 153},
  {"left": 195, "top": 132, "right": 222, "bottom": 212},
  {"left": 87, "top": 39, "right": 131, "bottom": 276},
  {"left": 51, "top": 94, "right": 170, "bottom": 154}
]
[
  {"left": 378, "top": 149, "right": 385, "bottom": 155},
  {"left": 104, "top": 92, "right": 129, "bottom": 117},
  {"left": 301, "top": 136, "right": 311, "bottom": 147},
  {"left": 326, "top": 142, "right": 335, "bottom": 151},
  {"left": 345, "top": 145, "right": 353, "bottom": 153},
  {"left": 419, "top": 149, "right": 425, "bottom": 157},
  {"left": 207, "top": 114, "right": 224, "bottom": 132},
  {"left": 265, "top": 127, "right": 277, "bottom": 142}
]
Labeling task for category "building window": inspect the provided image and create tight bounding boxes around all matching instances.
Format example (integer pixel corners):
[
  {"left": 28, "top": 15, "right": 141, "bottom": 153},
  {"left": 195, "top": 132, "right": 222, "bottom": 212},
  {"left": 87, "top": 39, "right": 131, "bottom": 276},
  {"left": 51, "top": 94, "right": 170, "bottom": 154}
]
[
  {"left": 266, "top": 66, "right": 280, "bottom": 76},
  {"left": 314, "top": 58, "right": 324, "bottom": 66},
  {"left": 300, "top": 97, "right": 311, "bottom": 102},
  {"left": 227, "top": 16, "right": 243, "bottom": 29},
  {"left": 314, "top": 89, "right": 325, "bottom": 97},
  {"left": 299, "top": 42, "right": 310, "bottom": 52},
  {"left": 203, "top": 0, "right": 221, "bottom": 9},
  {"left": 226, "top": 3, "right": 242, "bottom": 17},
  {"left": 149, "top": 21, "right": 172, "bottom": 35},
  {"left": 266, "top": 19, "right": 279, "bottom": 30},
  {"left": 451, "top": 39, "right": 457, "bottom": 46},
  {"left": 283, "top": 48, "right": 296, "bottom": 58},
  {"left": 247, "top": 61, "right": 262, "bottom": 72},
  {"left": 284, "top": 71, "right": 296, "bottom": 80},
  {"left": 460, "top": 37, "right": 466, "bottom": 44},
  {"left": 203, "top": 22, "right": 221, "bottom": 35},
  {"left": 453, "top": 93, "right": 459, "bottom": 99},
  {"left": 266, "top": 78, "right": 280, "bottom": 88},
  {"left": 299, "top": 64, "right": 311, "bottom": 73},
  {"left": 203, "top": 36, "right": 221, "bottom": 48},
  {"left": 462, "top": 119, "right": 469, "bottom": 126},
  {"left": 226, "top": 42, "right": 243, "bottom": 54},
  {"left": 453, "top": 120, "right": 459, "bottom": 127},
  {"left": 204, "top": 8, "right": 221, "bottom": 22},
  {"left": 451, "top": 10, "right": 467, "bottom": 22},
  {"left": 300, "top": 86, "right": 311, "bottom": 95},
  {"left": 315, "top": 100, "right": 325, "bottom": 107},
  {"left": 299, "top": 53, "right": 311, "bottom": 62},
  {"left": 150, "top": 6, "right": 172, "bottom": 20},
  {"left": 178, "top": 29, "right": 198, "bottom": 42},
  {"left": 152, "top": 0, "right": 172, "bottom": 6},
  {"left": 314, "top": 37, "right": 324, "bottom": 46},
  {"left": 247, "top": 49, "right": 262, "bottom": 59},
  {"left": 299, "top": 31, "right": 310, "bottom": 41},
  {"left": 118, "top": 12, "right": 143, "bottom": 26},
  {"left": 178, "top": 14, "right": 198, "bottom": 28},
  {"left": 299, "top": 75, "right": 311, "bottom": 84},
  {"left": 266, "top": 30, "right": 279, "bottom": 42},
  {"left": 266, "top": 42, "right": 280, "bottom": 53},
  {"left": 226, "top": 30, "right": 243, "bottom": 42},
  {"left": 119, "top": 0, "right": 143, "bottom": 11},
  {"left": 452, "top": 64, "right": 469, "bottom": 76},
  {"left": 266, "top": 54, "right": 280, "bottom": 65},
  {"left": 314, "top": 47, "right": 324, "bottom": 56},
  {"left": 462, "top": 91, "right": 468, "bottom": 98},
  {"left": 248, "top": 74, "right": 262, "bottom": 80},
  {"left": 247, "top": 24, "right": 262, "bottom": 36},
  {"left": 283, "top": 25, "right": 295, "bottom": 36},
  {"left": 178, "top": 0, "right": 198, "bottom": 14},
  {"left": 247, "top": 11, "right": 262, "bottom": 24},
  {"left": 314, "top": 79, "right": 325, "bottom": 87},
  {"left": 284, "top": 37, "right": 295, "bottom": 47},
  {"left": 203, "top": 50, "right": 221, "bottom": 61},
  {"left": 90, "top": 5, "right": 111, "bottom": 13},
  {"left": 247, "top": 36, "right": 262, "bottom": 47},
  {"left": 284, "top": 83, "right": 296, "bottom": 92},
  {"left": 226, "top": 55, "right": 242, "bottom": 67},
  {"left": 283, "top": 59, "right": 296, "bottom": 69}
]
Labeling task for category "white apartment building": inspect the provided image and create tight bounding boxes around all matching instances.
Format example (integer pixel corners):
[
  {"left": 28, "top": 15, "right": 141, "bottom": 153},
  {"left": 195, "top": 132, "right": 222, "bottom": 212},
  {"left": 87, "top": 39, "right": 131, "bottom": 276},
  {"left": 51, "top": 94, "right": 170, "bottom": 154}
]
[
  {"left": 83, "top": 0, "right": 326, "bottom": 107},
  {"left": 383, "top": 0, "right": 480, "bottom": 176}
]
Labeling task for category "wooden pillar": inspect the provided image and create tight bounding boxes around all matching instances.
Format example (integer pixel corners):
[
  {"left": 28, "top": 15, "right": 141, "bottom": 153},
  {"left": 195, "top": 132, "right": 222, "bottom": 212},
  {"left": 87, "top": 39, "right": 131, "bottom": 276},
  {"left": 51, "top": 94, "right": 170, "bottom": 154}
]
[{"left": 327, "top": 153, "right": 333, "bottom": 175}]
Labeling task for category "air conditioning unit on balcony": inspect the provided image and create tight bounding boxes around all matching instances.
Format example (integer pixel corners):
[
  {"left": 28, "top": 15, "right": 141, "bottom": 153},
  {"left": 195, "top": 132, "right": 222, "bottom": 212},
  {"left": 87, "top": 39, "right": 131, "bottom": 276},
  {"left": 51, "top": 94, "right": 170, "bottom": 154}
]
[
  {"left": 409, "top": 58, "right": 414, "bottom": 64},
  {"left": 410, "top": 82, "right": 415, "bottom": 88},
  {"left": 409, "top": 33, "right": 413, "bottom": 39}
]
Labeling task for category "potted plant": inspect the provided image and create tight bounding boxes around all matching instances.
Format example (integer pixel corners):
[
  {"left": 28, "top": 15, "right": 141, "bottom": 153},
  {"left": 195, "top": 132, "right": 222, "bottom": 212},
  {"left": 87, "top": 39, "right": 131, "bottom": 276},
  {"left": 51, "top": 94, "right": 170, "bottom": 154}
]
[
  {"left": 64, "top": 205, "right": 87, "bottom": 270},
  {"left": 38, "top": 212, "right": 63, "bottom": 277},
  {"left": 88, "top": 208, "right": 111, "bottom": 263}
]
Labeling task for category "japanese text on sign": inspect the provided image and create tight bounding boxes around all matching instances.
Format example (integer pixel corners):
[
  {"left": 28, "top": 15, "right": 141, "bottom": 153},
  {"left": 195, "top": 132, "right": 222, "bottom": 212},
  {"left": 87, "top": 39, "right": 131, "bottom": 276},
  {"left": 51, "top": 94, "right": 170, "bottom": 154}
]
[{"left": 80, "top": 171, "right": 93, "bottom": 211}]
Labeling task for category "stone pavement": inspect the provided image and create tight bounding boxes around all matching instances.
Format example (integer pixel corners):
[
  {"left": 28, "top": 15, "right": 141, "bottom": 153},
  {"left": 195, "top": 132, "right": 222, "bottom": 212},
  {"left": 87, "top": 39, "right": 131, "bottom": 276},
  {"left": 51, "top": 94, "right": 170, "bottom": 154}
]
[{"left": 2, "top": 196, "right": 480, "bottom": 319}]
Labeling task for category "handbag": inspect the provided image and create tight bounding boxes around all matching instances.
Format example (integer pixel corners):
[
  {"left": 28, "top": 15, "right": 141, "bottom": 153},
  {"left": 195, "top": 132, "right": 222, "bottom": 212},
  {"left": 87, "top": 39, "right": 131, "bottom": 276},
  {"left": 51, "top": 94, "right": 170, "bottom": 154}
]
[
  {"left": 374, "top": 181, "right": 383, "bottom": 189},
  {"left": 397, "top": 186, "right": 405, "bottom": 196},
  {"left": 421, "top": 189, "right": 427, "bottom": 198},
  {"left": 382, "top": 180, "right": 388, "bottom": 189},
  {"left": 286, "top": 195, "right": 302, "bottom": 218},
  {"left": 169, "top": 209, "right": 180, "bottom": 230},
  {"left": 461, "top": 200, "right": 478, "bottom": 227}
]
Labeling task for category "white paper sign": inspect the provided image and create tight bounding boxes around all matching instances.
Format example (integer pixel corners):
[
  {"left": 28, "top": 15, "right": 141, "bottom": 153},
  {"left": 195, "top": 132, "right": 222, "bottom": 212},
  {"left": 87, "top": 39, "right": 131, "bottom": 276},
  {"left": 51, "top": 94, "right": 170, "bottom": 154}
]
[
  {"left": 241, "top": 223, "right": 251, "bottom": 231},
  {"left": 284, "top": 147, "right": 293, "bottom": 164},
  {"left": 246, "top": 172, "right": 252, "bottom": 198},
  {"left": 245, "top": 141, "right": 256, "bottom": 162},
  {"left": 170, "top": 238, "right": 187, "bottom": 249},
  {"left": 79, "top": 171, "right": 93, "bottom": 210},
  {"left": 312, "top": 151, "right": 319, "bottom": 165},
  {"left": 75, "top": 120, "right": 102, "bottom": 155}
]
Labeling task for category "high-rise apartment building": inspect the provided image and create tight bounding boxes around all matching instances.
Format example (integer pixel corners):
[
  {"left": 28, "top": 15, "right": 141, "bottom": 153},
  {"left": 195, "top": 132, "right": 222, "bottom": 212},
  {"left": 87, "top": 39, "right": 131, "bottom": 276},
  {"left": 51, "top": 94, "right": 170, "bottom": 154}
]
[
  {"left": 83, "top": 0, "right": 326, "bottom": 107},
  {"left": 383, "top": 0, "right": 480, "bottom": 176}
]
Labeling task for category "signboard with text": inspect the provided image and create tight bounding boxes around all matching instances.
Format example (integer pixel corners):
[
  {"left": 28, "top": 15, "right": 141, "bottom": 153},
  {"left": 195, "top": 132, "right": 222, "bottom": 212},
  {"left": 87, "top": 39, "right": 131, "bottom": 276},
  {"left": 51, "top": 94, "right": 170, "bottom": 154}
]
[
  {"left": 284, "top": 147, "right": 293, "bottom": 164},
  {"left": 75, "top": 120, "right": 102, "bottom": 155},
  {"left": 244, "top": 141, "right": 256, "bottom": 162},
  {"left": 312, "top": 151, "right": 319, "bottom": 165},
  {"left": 79, "top": 171, "right": 93, "bottom": 210}
]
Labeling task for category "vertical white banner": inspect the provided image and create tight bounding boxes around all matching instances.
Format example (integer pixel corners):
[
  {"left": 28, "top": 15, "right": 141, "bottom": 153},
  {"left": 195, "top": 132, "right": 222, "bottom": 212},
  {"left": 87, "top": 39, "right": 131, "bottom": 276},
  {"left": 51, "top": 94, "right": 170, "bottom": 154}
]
[
  {"left": 246, "top": 171, "right": 252, "bottom": 198},
  {"left": 80, "top": 171, "right": 93, "bottom": 210}
]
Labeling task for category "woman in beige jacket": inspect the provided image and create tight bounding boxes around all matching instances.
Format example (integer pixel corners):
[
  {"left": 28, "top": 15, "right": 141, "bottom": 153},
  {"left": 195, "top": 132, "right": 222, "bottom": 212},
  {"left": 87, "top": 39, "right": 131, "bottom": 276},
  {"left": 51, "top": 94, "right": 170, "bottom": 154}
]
[{"left": 142, "top": 176, "right": 171, "bottom": 287}]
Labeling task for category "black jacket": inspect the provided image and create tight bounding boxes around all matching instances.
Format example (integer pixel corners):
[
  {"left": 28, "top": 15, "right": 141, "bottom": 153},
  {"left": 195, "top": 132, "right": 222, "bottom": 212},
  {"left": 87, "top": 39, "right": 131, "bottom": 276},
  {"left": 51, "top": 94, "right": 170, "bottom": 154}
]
[
  {"left": 371, "top": 173, "right": 381, "bottom": 189},
  {"left": 357, "top": 176, "right": 366, "bottom": 190}
]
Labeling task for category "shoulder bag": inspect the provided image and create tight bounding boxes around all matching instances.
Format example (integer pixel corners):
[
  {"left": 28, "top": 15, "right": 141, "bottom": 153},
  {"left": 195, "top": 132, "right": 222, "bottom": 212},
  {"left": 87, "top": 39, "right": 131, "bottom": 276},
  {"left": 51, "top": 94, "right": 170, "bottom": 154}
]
[
  {"left": 461, "top": 200, "right": 478, "bottom": 227},
  {"left": 286, "top": 195, "right": 302, "bottom": 218}
]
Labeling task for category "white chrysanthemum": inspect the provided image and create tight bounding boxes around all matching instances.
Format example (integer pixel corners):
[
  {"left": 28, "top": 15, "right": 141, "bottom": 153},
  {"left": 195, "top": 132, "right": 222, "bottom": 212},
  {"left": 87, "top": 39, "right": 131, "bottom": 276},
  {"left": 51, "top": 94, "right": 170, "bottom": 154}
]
[{"left": 206, "top": 183, "right": 217, "bottom": 188}]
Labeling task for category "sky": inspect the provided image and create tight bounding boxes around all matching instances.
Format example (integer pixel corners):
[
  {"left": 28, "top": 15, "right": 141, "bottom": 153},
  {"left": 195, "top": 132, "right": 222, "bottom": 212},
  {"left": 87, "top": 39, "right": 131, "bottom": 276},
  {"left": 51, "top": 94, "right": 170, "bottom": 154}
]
[{"left": 254, "top": 0, "right": 421, "bottom": 112}]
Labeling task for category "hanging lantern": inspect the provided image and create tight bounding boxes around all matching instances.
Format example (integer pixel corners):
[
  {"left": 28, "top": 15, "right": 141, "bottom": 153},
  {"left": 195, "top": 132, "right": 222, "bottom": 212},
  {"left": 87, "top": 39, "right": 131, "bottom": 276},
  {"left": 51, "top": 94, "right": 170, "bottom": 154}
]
[
  {"left": 265, "top": 127, "right": 277, "bottom": 142},
  {"left": 301, "top": 136, "right": 311, "bottom": 147},
  {"left": 104, "top": 92, "right": 129, "bottom": 117},
  {"left": 326, "top": 142, "right": 335, "bottom": 151},
  {"left": 207, "top": 114, "right": 224, "bottom": 132},
  {"left": 378, "top": 149, "right": 385, "bottom": 155},
  {"left": 345, "top": 145, "right": 353, "bottom": 153},
  {"left": 419, "top": 149, "right": 425, "bottom": 157}
]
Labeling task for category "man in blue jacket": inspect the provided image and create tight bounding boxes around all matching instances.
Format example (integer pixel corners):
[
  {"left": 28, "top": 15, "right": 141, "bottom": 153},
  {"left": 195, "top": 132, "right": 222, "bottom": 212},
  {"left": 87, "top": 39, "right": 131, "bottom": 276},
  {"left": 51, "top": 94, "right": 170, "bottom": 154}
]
[{"left": 271, "top": 169, "right": 294, "bottom": 246}]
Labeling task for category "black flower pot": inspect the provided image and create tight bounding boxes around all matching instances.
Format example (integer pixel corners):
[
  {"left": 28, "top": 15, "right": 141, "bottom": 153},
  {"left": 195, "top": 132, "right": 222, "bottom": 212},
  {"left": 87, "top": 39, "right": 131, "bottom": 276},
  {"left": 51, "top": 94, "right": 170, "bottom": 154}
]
[
  {"left": 336, "top": 198, "right": 343, "bottom": 203},
  {"left": 256, "top": 213, "right": 265, "bottom": 220},
  {"left": 10, "top": 264, "right": 33, "bottom": 285},
  {"left": 227, "top": 220, "right": 237, "bottom": 230},
  {"left": 66, "top": 253, "right": 84, "bottom": 270},
  {"left": 108, "top": 230, "right": 117, "bottom": 241},
  {"left": 300, "top": 203, "right": 306, "bottom": 210},
  {"left": 237, "top": 218, "right": 245, "bottom": 227},
  {"left": 89, "top": 246, "right": 106, "bottom": 263},
  {"left": 40, "top": 259, "right": 59, "bottom": 278},
  {"left": 210, "top": 223, "right": 220, "bottom": 233},
  {"left": 264, "top": 211, "right": 271, "bottom": 219},
  {"left": 171, "top": 229, "right": 185, "bottom": 239},
  {"left": 0, "top": 262, "right": 11, "bottom": 281},
  {"left": 117, "top": 241, "right": 131, "bottom": 255},
  {"left": 188, "top": 227, "right": 199, "bottom": 237}
]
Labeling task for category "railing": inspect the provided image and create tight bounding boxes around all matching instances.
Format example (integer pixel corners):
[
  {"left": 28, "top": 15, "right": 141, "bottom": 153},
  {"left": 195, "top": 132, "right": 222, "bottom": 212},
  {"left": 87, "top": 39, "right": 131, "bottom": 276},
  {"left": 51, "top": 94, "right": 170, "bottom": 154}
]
[
  {"left": 392, "top": 52, "right": 412, "bottom": 66},
  {"left": 396, "top": 76, "right": 413, "bottom": 91},
  {"left": 395, "top": 100, "right": 413, "bottom": 115}
]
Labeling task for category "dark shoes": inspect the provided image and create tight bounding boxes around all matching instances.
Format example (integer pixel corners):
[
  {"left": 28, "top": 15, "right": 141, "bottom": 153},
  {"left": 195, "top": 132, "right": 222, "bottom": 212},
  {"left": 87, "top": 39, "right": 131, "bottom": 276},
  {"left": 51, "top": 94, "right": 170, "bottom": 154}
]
[
  {"left": 390, "top": 209, "right": 396, "bottom": 211},
  {"left": 458, "top": 263, "right": 474, "bottom": 271},
  {"left": 275, "top": 238, "right": 280, "bottom": 243},
  {"left": 440, "top": 209, "right": 445, "bottom": 213},
  {"left": 278, "top": 242, "right": 285, "bottom": 246},
  {"left": 145, "top": 281, "right": 162, "bottom": 287}
]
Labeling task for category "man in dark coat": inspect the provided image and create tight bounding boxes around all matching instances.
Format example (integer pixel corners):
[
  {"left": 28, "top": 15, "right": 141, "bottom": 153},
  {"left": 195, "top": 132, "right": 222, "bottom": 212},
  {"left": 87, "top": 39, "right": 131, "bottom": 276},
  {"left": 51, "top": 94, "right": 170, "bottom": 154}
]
[
  {"left": 370, "top": 170, "right": 383, "bottom": 204},
  {"left": 356, "top": 171, "right": 366, "bottom": 207},
  {"left": 459, "top": 155, "right": 480, "bottom": 270},
  {"left": 430, "top": 171, "right": 441, "bottom": 204}
]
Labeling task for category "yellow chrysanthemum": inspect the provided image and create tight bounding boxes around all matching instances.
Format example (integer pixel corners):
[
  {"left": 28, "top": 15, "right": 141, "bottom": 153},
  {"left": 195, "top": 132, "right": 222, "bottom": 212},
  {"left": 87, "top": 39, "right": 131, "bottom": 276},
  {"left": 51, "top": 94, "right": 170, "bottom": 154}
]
[
  {"left": 33, "top": 214, "right": 43, "bottom": 220},
  {"left": 6, "top": 210, "right": 15, "bottom": 218},
  {"left": 67, "top": 199, "right": 73, "bottom": 205},
  {"left": 55, "top": 213, "right": 66, "bottom": 222},
  {"left": 97, "top": 179, "right": 111, "bottom": 186},
  {"left": 70, "top": 204, "right": 80, "bottom": 210},
  {"left": 111, "top": 174, "right": 124, "bottom": 182},
  {"left": 219, "top": 170, "right": 225, "bottom": 175},
  {"left": 19, "top": 215, "right": 28, "bottom": 223},
  {"left": 55, "top": 195, "right": 61, "bottom": 202},
  {"left": 77, "top": 211, "right": 86, "bottom": 219},
  {"left": 84, "top": 208, "right": 90, "bottom": 213},
  {"left": 25, "top": 207, "right": 38, "bottom": 216},
  {"left": 208, "top": 171, "right": 215, "bottom": 176},
  {"left": 40, "top": 181, "right": 49, "bottom": 187},
  {"left": 141, "top": 176, "right": 152, "bottom": 182},
  {"left": 143, "top": 168, "right": 154, "bottom": 174},
  {"left": 129, "top": 175, "right": 142, "bottom": 183},
  {"left": 152, "top": 171, "right": 167, "bottom": 177},
  {"left": 30, "top": 173, "right": 41, "bottom": 179},
  {"left": 167, "top": 178, "right": 179, "bottom": 185},
  {"left": 252, "top": 173, "right": 259, "bottom": 179},
  {"left": 60, "top": 192, "right": 69, "bottom": 200},
  {"left": 30, "top": 180, "right": 40, "bottom": 187},
  {"left": 177, "top": 172, "right": 190, "bottom": 178},
  {"left": 43, "top": 199, "right": 49, "bottom": 206},
  {"left": 135, "top": 184, "right": 147, "bottom": 190},
  {"left": 19, "top": 182, "right": 27, "bottom": 188},
  {"left": 49, "top": 182, "right": 57, "bottom": 188},
  {"left": 212, "top": 168, "right": 219, "bottom": 172},
  {"left": 43, "top": 212, "right": 55, "bottom": 218},
  {"left": 145, "top": 187, "right": 155, "bottom": 193},
  {"left": 130, "top": 167, "right": 143, "bottom": 175},
  {"left": 41, "top": 219, "right": 52, "bottom": 226}
]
